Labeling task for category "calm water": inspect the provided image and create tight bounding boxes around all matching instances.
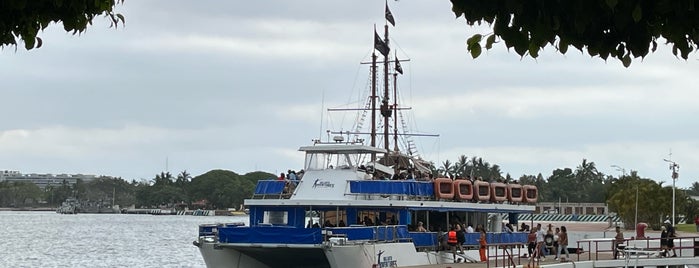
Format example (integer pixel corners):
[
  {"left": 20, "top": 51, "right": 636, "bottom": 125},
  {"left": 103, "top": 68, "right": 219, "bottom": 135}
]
[{"left": 0, "top": 211, "right": 247, "bottom": 268}]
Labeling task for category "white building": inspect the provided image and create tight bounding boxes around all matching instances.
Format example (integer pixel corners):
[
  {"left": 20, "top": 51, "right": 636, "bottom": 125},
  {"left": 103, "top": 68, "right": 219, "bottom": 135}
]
[{"left": 0, "top": 170, "right": 103, "bottom": 189}]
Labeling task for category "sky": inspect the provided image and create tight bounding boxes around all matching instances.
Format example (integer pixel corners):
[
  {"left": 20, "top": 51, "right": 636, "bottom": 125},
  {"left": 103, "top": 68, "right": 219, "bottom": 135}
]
[{"left": 1, "top": 1, "right": 697, "bottom": 188}]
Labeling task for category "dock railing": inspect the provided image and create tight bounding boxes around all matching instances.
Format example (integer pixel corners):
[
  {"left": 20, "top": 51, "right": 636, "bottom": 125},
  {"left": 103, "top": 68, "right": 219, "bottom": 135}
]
[
  {"left": 484, "top": 242, "right": 529, "bottom": 268},
  {"left": 575, "top": 235, "right": 699, "bottom": 261}
]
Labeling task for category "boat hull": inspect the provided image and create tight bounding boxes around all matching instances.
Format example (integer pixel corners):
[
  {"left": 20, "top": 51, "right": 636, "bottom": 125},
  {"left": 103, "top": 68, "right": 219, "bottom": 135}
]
[
  {"left": 198, "top": 240, "right": 471, "bottom": 268},
  {"left": 197, "top": 241, "right": 330, "bottom": 268}
]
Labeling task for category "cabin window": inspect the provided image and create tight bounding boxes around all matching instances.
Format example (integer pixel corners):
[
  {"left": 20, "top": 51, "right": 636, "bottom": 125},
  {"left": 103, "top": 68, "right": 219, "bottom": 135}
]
[
  {"left": 304, "top": 152, "right": 354, "bottom": 170},
  {"left": 264, "top": 211, "right": 288, "bottom": 225}
]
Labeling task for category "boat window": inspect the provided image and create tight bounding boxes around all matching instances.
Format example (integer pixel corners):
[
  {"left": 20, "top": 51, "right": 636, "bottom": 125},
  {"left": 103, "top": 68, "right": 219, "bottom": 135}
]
[
  {"left": 263, "top": 211, "right": 288, "bottom": 225},
  {"left": 304, "top": 152, "right": 327, "bottom": 170},
  {"left": 304, "top": 152, "right": 356, "bottom": 170}
]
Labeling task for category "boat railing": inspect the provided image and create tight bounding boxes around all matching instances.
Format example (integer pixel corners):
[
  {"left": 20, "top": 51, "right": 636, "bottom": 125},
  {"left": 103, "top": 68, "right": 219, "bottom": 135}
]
[
  {"left": 346, "top": 180, "right": 434, "bottom": 200},
  {"left": 345, "top": 179, "right": 538, "bottom": 204},
  {"left": 251, "top": 180, "right": 293, "bottom": 200},
  {"left": 575, "top": 235, "right": 699, "bottom": 260},
  {"left": 325, "top": 225, "right": 413, "bottom": 244}
]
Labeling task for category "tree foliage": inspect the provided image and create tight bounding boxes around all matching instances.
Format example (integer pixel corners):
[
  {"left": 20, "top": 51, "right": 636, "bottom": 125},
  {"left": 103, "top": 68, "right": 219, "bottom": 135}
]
[
  {"left": 606, "top": 171, "right": 693, "bottom": 229},
  {"left": 0, "top": 0, "right": 124, "bottom": 50},
  {"left": 451, "top": 0, "right": 699, "bottom": 67}
]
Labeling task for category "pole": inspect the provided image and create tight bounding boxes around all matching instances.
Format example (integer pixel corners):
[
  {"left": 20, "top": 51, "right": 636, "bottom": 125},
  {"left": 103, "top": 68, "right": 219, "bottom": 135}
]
[
  {"left": 663, "top": 158, "right": 679, "bottom": 226},
  {"left": 634, "top": 186, "right": 638, "bottom": 229},
  {"left": 672, "top": 178, "right": 675, "bottom": 226}
]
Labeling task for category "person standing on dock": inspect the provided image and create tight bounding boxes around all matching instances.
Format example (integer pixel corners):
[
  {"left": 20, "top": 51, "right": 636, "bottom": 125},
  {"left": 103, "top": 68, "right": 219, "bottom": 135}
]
[
  {"left": 558, "top": 226, "right": 570, "bottom": 261},
  {"left": 535, "top": 223, "right": 546, "bottom": 261},
  {"left": 613, "top": 226, "right": 624, "bottom": 259},
  {"left": 665, "top": 220, "right": 677, "bottom": 257}
]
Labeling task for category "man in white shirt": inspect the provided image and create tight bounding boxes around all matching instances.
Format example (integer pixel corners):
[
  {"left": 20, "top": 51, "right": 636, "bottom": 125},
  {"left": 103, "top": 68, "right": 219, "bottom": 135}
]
[
  {"left": 535, "top": 223, "right": 546, "bottom": 260},
  {"left": 466, "top": 224, "right": 474, "bottom": 233}
]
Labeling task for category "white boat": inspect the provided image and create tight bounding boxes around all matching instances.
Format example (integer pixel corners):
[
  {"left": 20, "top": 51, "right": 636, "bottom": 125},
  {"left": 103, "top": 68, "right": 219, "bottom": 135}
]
[{"left": 194, "top": 4, "right": 537, "bottom": 268}]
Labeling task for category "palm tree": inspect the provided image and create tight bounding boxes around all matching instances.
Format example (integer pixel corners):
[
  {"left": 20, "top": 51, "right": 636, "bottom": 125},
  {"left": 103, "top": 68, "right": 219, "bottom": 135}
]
[
  {"left": 455, "top": 155, "right": 469, "bottom": 178},
  {"left": 440, "top": 160, "right": 454, "bottom": 178}
]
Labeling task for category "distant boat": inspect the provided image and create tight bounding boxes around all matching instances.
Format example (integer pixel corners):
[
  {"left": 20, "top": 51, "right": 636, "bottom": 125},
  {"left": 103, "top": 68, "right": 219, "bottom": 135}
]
[
  {"left": 56, "top": 197, "right": 78, "bottom": 214},
  {"left": 55, "top": 198, "right": 120, "bottom": 214}
]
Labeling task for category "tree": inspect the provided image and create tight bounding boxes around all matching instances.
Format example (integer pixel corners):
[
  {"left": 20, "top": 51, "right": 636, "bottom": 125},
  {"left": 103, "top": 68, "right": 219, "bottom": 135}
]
[
  {"left": 687, "top": 182, "right": 699, "bottom": 196},
  {"left": 439, "top": 159, "right": 455, "bottom": 178},
  {"left": 0, "top": 0, "right": 124, "bottom": 50},
  {"left": 451, "top": 0, "right": 699, "bottom": 67}
]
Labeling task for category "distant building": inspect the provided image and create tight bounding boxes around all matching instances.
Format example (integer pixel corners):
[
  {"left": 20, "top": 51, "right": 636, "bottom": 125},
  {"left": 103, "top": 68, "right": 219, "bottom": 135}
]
[
  {"left": 535, "top": 202, "right": 608, "bottom": 215},
  {"left": 0, "top": 170, "right": 105, "bottom": 189}
]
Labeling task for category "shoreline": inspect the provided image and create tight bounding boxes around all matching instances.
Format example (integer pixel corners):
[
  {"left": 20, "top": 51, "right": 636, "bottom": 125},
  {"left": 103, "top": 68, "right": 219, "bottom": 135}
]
[{"left": 0, "top": 207, "right": 55, "bottom": 212}]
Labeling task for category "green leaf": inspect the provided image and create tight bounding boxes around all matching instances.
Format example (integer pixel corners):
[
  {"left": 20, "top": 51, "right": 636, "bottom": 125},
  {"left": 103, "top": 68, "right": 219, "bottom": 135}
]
[
  {"left": 23, "top": 36, "right": 34, "bottom": 50},
  {"left": 528, "top": 43, "right": 540, "bottom": 58},
  {"left": 470, "top": 43, "right": 482, "bottom": 58},
  {"left": 116, "top": 14, "right": 125, "bottom": 24},
  {"left": 632, "top": 4, "right": 642, "bottom": 22},
  {"left": 605, "top": 0, "right": 618, "bottom": 9},
  {"left": 622, "top": 54, "right": 631, "bottom": 67},
  {"left": 485, "top": 34, "right": 496, "bottom": 49},
  {"left": 558, "top": 39, "right": 568, "bottom": 54},
  {"left": 467, "top": 34, "right": 483, "bottom": 46}
]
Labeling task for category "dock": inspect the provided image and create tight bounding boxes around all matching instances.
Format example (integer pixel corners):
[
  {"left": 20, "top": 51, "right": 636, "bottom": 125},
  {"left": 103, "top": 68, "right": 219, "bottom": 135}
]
[{"left": 408, "top": 251, "right": 699, "bottom": 268}]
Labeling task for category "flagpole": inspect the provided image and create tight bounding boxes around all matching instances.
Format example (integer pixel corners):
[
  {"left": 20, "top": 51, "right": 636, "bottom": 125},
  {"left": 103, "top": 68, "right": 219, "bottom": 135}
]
[{"left": 370, "top": 26, "right": 378, "bottom": 162}]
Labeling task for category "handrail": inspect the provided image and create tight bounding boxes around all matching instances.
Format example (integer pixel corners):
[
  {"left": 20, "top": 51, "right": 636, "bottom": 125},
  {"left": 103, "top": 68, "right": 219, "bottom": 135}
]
[
  {"left": 575, "top": 235, "right": 699, "bottom": 261},
  {"left": 484, "top": 242, "right": 527, "bottom": 268}
]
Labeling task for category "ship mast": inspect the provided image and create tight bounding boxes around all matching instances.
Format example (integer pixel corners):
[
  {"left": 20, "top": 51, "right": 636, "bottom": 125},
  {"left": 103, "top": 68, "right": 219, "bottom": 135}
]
[
  {"left": 370, "top": 51, "right": 378, "bottom": 162},
  {"left": 381, "top": 14, "right": 391, "bottom": 157}
]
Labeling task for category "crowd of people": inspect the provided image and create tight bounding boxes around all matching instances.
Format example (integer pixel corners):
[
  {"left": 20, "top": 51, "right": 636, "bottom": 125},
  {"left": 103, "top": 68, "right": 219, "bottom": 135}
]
[{"left": 523, "top": 223, "right": 570, "bottom": 261}]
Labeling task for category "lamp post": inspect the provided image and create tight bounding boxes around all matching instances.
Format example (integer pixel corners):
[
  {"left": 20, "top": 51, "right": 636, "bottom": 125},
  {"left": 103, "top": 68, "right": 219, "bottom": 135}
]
[
  {"left": 663, "top": 159, "right": 679, "bottom": 226},
  {"left": 610, "top": 165, "right": 626, "bottom": 177},
  {"left": 611, "top": 165, "right": 635, "bottom": 228}
]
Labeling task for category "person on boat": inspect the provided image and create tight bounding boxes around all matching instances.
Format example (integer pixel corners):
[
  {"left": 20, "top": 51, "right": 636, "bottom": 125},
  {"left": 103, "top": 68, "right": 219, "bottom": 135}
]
[
  {"left": 665, "top": 220, "right": 677, "bottom": 257},
  {"left": 695, "top": 215, "right": 699, "bottom": 232},
  {"left": 416, "top": 221, "right": 427, "bottom": 232},
  {"left": 479, "top": 228, "right": 487, "bottom": 262},
  {"left": 363, "top": 216, "right": 374, "bottom": 226},
  {"left": 558, "top": 226, "right": 570, "bottom": 261},
  {"left": 324, "top": 220, "right": 335, "bottom": 228},
  {"left": 338, "top": 220, "right": 346, "bottom": 227},
  {"left": 287, "top": 170, "right": 298, "bottom": 184},
  {"left": 504, "top": 223, "right": 514, "bottom": 233},
  {"left": 447, "top": 226, "right": 459, "bottom": 262},
  {"left": 455, "top": 223, "right": 465, "bottom": 253},
  {"left": 277, "top": 173, "right": 285, "bottom": 181},
  {"left": 613, "top": 226, "right": 624, "bottom": 259},
  {"left": 466, "top": 224, "right": 474, "bottom": 233},
  {"left": 519, "top": 222, "right": 528, "bottom": 232}
]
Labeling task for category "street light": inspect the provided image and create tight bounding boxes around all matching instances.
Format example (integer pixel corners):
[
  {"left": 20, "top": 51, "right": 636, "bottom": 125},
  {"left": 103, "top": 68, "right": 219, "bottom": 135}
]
[
  {"left": 663, "top": 159, "right": 679, "bottom": 226},
  {"left": 610, "top": 165, "right": 626, "bottom": 176},
  {"left": 612, "top": 165, "right": 636, "bottom": 229}
]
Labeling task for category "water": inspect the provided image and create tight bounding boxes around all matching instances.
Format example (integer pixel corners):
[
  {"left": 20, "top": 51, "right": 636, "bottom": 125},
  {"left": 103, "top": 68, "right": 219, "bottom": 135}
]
[{"left": 0, "top": 211, "right": 247, "bottom": 268}]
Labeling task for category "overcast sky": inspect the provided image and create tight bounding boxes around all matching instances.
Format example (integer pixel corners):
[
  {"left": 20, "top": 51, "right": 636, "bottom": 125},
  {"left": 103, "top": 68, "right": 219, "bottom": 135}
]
[{"left": 1, "top": 1, "right": 697, "bottom": 188}]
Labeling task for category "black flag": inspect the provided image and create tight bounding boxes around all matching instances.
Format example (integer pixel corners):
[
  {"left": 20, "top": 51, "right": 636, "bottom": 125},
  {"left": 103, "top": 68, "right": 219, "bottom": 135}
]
[
  {"left": 395, "top": 56, "right": 403, "bottom": 74},
  {"left": 374, "top": 31, "right": 389, "bottom": 56},
  {"left": 385, "top": 4, "right": 395, "bottom": 26}
]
